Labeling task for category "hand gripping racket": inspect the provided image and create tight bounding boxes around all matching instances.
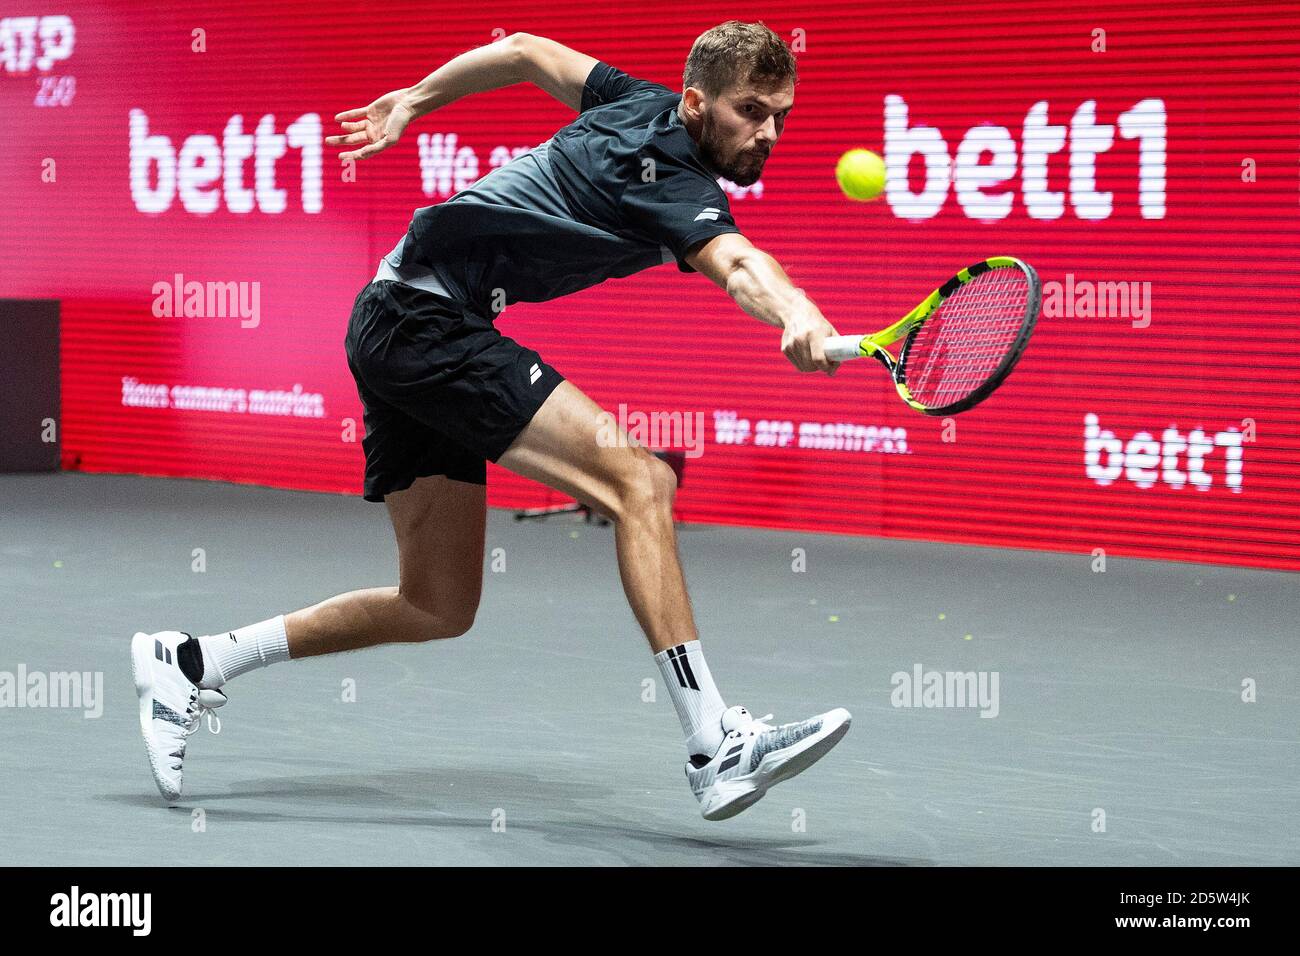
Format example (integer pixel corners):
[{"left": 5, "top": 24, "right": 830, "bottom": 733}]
[{"left": 822, "top": 256, "right": 1041, "bottom": 415}]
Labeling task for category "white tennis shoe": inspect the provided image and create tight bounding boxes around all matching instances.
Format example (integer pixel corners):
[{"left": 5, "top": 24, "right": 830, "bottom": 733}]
[
  {"left": 130, "top": 630, "right": 226, "bottom": 803},
  {"left": 686, "top": 704, "right": 852, "bottom": 820}
]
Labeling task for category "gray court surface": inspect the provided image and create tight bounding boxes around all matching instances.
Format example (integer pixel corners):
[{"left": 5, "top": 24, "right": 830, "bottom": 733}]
[{"left": 0, "top": 472, "right": 1295, "bottom": 866}]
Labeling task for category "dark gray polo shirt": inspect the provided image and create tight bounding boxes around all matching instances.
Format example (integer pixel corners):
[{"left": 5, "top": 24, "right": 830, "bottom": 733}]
[{"left": 375, "top": 60, "right": 743, "bottom": 311}]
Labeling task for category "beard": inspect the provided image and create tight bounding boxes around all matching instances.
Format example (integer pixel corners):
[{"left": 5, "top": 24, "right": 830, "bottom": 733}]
[{"left": 698, "top": 109, "right": 768, "bottom": 186}]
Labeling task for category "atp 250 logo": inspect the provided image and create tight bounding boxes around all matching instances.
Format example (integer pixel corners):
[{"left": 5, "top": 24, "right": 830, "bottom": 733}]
[
  {"left": 2, "top": 15, "right": 76, "bottom": 107},
  {"left": 0, "top": 15, "right": 73, "bottom": 72}
]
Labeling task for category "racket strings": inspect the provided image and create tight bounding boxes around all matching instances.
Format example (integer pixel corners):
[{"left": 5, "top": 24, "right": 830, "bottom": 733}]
[{"left": 905, "top": 269, "right": 1029, "bottom": 407}]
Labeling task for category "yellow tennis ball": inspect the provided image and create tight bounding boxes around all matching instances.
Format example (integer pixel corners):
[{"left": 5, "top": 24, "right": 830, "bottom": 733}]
[{"left": 836, "top": 148, "right": 886, "bottom": 201}]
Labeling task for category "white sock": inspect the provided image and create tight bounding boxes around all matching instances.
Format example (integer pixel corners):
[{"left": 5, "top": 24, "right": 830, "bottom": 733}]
[
  {"left": 197, "top": 615, "right": 290, "bottom": 689},
  {"left": 655, "top": 640, "right": 726, "bottom": 757}
]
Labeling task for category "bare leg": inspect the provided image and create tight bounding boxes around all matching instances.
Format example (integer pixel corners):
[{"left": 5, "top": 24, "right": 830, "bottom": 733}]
[
  {"left": 497, "top": 381, "right": 696, "bottom": 654},
  {"left": 284, "top": 475, "right": 486, "bottom": 658}
]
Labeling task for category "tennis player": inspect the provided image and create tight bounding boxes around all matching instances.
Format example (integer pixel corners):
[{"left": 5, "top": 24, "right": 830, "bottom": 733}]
[{"left": 132, "top": 20, "right": 851, "bottom": 821}]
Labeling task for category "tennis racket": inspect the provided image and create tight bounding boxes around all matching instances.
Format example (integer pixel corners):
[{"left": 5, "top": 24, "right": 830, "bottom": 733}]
[{"left": 822, "top": 256, "right": 1041, "bottom": 416}]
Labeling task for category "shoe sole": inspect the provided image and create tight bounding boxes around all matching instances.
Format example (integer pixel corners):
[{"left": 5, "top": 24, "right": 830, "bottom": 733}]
[
  {"left": 130, "top": 632, "right": 182, "bottom": 803},
  {"left": 701, "top": 708, "right": 852, "bottom": 821}
]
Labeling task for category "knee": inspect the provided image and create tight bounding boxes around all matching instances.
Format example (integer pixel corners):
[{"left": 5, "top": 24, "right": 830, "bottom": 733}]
[
  {"left": 399, "top": 593, "right": 479, "bottom": 641},
  {"left": 612, "top": 453, "right": 677, "bottom": 521}
]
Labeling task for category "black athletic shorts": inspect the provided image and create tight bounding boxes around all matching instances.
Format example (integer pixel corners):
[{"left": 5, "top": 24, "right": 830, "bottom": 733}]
[{"left": 343, "top": 279, "right": 565, "bottom": 502}]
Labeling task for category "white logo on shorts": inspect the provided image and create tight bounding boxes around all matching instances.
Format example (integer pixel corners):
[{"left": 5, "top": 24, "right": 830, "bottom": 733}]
[{"left": 528, "top": 363, "right": 541, "bottom": 385}]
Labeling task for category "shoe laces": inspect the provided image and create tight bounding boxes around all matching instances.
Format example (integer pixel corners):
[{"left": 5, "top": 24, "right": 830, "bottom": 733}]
[
  {"left": 187, "top": 688, "right": 223, "bottom": 736},
  {"left": 167, "top": 690, "right": 221, "bottom": 763},
  {"left": 190, "top": 706, "right": 221, "bottom": 736},
  {"left": 727, "top": 708, "right": 776, "bottom": 739}
]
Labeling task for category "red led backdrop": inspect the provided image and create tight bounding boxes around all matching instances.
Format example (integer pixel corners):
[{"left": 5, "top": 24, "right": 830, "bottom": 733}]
[{"left": 2, "top": 1, "right": 1298, "bottom": 570}]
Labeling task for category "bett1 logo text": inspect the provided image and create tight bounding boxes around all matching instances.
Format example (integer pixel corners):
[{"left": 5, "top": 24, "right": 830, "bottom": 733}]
[
  {"left": 129, "top": 110, "right": 323, "bottom": 214},
  {"left": 1084, "top": 414, "right": 1246, "bottom": 493},
  {"left": 883, "top": 94, "right": 1166, "bottom": 221}
]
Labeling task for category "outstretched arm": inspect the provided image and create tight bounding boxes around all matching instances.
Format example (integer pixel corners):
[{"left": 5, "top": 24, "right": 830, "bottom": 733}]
[
  {"left": 512, "top": 33, "right": 599, "bottom": 111},
  {"left": 327, "top": 32, "right": 597, "bottom": 162},
  {"left": 686, "top": 232, "right": 841, "bottom": 375}
]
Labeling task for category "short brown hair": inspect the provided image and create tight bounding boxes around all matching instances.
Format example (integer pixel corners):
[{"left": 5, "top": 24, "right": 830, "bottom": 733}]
[{"left": 683, "top": 21, "right": 797, "bottom": 99}]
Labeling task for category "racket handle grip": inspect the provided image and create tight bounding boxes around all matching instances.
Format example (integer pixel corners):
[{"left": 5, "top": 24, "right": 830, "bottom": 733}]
[{"left": 822, "top": 335, "right": 865, "bottom": 362}]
